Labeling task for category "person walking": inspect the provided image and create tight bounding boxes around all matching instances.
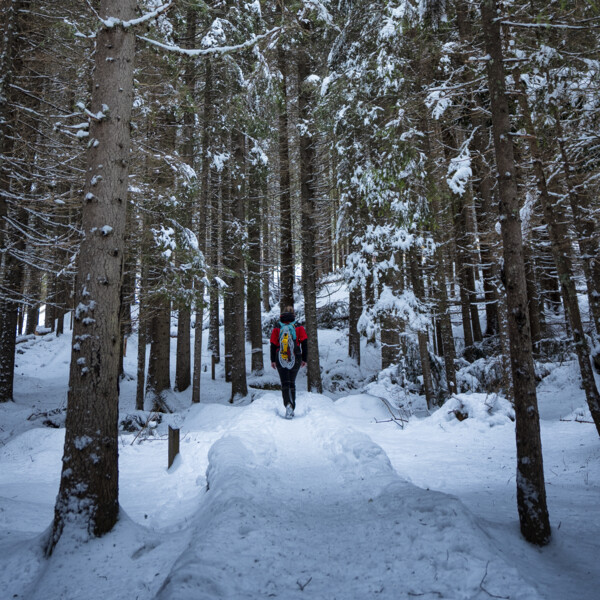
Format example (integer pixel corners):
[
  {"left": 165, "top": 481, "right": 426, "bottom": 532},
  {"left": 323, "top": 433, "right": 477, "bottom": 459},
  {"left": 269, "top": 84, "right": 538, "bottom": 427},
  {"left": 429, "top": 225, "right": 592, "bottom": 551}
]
[{"left": 270, "top": 307, "right": 307, "bottom": 418}]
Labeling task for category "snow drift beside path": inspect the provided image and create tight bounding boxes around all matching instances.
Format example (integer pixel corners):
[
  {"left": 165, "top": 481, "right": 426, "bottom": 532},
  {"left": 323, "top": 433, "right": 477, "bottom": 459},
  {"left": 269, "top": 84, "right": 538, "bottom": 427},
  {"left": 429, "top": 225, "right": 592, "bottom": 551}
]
[
  {"left": 157, "top": 394, "right": 540, "bottom": 600},
  {"left": 431, "top": 393, "right": 515, "bottom": 427}
]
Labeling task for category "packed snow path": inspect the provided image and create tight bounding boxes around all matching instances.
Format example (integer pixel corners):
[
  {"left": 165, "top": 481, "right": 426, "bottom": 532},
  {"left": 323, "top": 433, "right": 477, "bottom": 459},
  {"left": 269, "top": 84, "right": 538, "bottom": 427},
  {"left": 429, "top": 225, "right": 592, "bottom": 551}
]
[{"left": 157, "top": 393, "right": 539, "bottom": 600}]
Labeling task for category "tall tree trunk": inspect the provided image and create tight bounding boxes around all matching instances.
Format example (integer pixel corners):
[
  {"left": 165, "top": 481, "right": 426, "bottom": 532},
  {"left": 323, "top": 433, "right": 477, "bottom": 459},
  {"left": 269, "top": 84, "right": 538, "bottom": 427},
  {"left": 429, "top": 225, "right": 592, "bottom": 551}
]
[
  {"left": 452, "top": 0, "right": 485, "bottom": 346},
  {"left": 523, "top": 243, "right": 544, "bottom": 352},
  {"left": 44, "top": 279, "right": 55, "bottom": 331},
  {"left": 380, "top": 253, "right": 402, "bottom": 371},
  {"left": 147, "top": 102, "right": 178, "bottom": 406},
  {"left": 481, "top": 0, "right": 551, "bottom": 545},
  {"left": 48, "top": 0, "right": 136, "bottom": 553},
  {"left": 380, "top": 322, "right": 400, "bottom": 370},
  {"left": 0, "top": 0, "right": 21, "bottom": 196},
  {"left": 206, "top": 61, "right": 219, "bottom": 371},
  {"left": 461, "top": 194, "right": 483, "bottom": 344},
  {"left": 55, "top": 277, "right": 67, "bottom": 337},
  {"left": 278, "top": 18, "right": 294, "bottom": 309},
  {"left": 247, "top": 167, "right": 264, "bottom": 376},
  {"left": 410, "top": 247, "right": 435, "bottom": 408},
  {"left": 455, "top": 239, "right": 475, "bottom": 351},
  {"left": 190, "top": 70, "right": 211, "bottom": 404},
  {"left": 118, "top": 238, "right": 134, "bottom": 378},
  {"left": 175, "top": 308, "right": 191, "bottom": 393},
  {"left": 298, "top": 49, "right": 322, "bottom": 393},
  {"left": 227, "top": 132, "right": 248, "bottom": 401},
  {"left": 0, "top": 0, "right": 24, "bottom": 403},
  {"left": 189, "top": 35, "right": 208, "bottom": 405},
  {"left": 450, "top": 162, "right": 479, "bottom": 352},
  {"left": 540, "top": 252, "right": 562, "bottom": 317},
  {"left": 209, "top": 278, "right": 220, "bottom": 364},
  {"left": 25, "top": 266, "right": 41, "bottom": 335},
  {"left": 135, "top": 211, "right": 151, "bottom": 411},
  {"left": 191, "top": 303, "right": 203, "bottom": 404},
  {"left": 424, "top": 117, "right": 457, "bottom": 396},
  {"left": 136, "top": 258, "right": 149, "bottom": 412},
  {"left": 0, "top": 235, "right": 24, "bottom": 401},
  {"left": 471, "top": 116, "right": 500, "bottom": 338},
  {"left": 146, "top": 297, "right": 171, "bottom": 412},
  {"left": 348, "top": 282, "right": 362, "bottom": 364},
  {"left": 261, "top": 188, "right": 272, "bottom": 313},
  {"left": 208, "top": 169, "right": 221, "bottom": 365},
  {"left": 223, "top": 292, "right": 233, "bottom": 383},
  {"left": 222, "top": 168, "right": 233, "bottom": 383},
  {"left": 430, "top": 193, "right": 457, "bottom": 396}
]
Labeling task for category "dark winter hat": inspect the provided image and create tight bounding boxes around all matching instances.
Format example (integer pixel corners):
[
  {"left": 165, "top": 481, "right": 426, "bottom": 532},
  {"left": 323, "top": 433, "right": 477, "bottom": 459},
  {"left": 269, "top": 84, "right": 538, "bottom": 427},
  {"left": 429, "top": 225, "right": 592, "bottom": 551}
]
[{"left": 280, "top": 311, "right": 295, "bottom": 324}]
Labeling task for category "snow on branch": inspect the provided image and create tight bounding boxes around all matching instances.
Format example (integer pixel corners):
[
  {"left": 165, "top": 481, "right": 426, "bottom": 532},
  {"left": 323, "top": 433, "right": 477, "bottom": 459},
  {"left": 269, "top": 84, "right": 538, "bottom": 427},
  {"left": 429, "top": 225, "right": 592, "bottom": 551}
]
[
  {"left": 138, "top": 27, "right": 281, "bottom": 57},
  {"left": 301, "top": 0, "right": 336, "bottom": 27},
  {"left": 447, "top": 129, "right": 476, "bottom": 197},
  {"left": 94, "top": 2, "right": 174, "bottom": 29},
  {"left": 501, "top": 20, "right": 600, "bottom": 30},
  {"left": 358, "top": 286, "right": 430, "bottom": 337}
]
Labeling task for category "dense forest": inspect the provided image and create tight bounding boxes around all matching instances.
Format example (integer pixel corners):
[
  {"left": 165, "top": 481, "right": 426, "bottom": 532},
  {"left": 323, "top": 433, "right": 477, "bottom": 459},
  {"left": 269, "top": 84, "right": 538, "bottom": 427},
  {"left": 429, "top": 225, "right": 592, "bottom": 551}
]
[{"left": 1, "top": 0, "right": 599, "bottom": 563}]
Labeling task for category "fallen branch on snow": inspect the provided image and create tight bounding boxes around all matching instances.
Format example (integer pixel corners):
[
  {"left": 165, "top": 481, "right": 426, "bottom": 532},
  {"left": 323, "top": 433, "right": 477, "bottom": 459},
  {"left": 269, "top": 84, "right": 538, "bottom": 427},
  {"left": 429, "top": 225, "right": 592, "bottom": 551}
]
[{"left": 296, "top": 577, "right": 312, "bottom": 591}]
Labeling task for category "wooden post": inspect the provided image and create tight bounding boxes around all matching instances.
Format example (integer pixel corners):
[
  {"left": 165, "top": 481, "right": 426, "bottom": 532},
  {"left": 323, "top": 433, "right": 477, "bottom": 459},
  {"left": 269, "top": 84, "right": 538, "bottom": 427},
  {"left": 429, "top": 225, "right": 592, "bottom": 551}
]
[{"left": 168, "top": 426, "right": 180, "bottom": 469}]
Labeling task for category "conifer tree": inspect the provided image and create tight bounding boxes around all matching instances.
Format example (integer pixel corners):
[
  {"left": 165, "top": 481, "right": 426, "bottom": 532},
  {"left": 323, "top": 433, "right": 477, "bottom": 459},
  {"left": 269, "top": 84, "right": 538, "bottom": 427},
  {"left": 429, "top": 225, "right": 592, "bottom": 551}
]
[{"left": 48, "top": 0, "right": 137, "bottom": 552}]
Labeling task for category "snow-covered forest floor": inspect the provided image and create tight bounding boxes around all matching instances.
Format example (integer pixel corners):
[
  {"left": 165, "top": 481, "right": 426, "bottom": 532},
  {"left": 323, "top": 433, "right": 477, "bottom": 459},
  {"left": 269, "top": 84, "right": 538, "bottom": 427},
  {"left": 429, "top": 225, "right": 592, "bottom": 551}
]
[{"left": 1, "top": 313, "right": 599, "bottom": 599}]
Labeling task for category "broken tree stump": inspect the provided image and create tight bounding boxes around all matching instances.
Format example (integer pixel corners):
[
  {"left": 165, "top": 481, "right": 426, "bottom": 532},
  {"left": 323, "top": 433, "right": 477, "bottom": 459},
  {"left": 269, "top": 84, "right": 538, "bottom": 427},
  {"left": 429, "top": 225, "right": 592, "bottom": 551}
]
[{"left": 168, "top": 426, "right": 180, "bottom": 469}]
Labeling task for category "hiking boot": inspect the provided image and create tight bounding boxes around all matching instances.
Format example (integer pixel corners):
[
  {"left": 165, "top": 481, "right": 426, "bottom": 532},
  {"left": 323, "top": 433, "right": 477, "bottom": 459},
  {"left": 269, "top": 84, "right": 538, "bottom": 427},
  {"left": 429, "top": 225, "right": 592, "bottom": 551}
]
[{"left": 285, "top": 404, "right": 294, "bottom": 419}]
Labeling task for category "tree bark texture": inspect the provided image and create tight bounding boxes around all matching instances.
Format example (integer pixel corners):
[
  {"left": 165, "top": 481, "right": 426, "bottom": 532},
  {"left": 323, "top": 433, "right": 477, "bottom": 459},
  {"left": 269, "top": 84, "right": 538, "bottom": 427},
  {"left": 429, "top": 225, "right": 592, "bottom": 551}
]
[
  {"left": 431, "top": 204, "right": 457, "bottom": 397},
  {"left": 146, "top": 297, "right": 172, "bottom": 412},
  {"left": 227, "top": 132, "right": 248, "bottom": 401},
  {"left": 191, "top": 306, "right": 203, "bottom": 404},
  {"left": 298, "top": 50, "right": 322, "bottom": 393},
  {"left": 48, "top": 0, "right": 136, "bottom": 553},
  {"left": 523, "top": 243, "right": 544, "bottom": 351},
  {"left": 190, "top": 43, "right": 209, "bottom": 405},
  {"left": 25, "top": 267, "right": 41, "bottom": 335},
  {"left": 0, "top": 0, "right": 25, "bottom": 403},
  {"left": 348, "top": 283, "right": 362, "bottom": 364},
  {"left": 410, "top": 248, "right": 435, "bottom": 408},
  {"left": 175, "top": 19, "right": 198, "bottom": 390},
  {"left": 135, "top": 287, "right": 148, "bottom": 412},
  {"left": 0, "top": 245, "right": 23, "bottom": 401},
  {"left": 481, "top": 0, "right": 551, "bottom": 545},
  {"left": 261, "top": 186, "right": 272, "bottom": 313},
  {"left": 135, "top": 212, "right": 151, "bottom": 411},
  {"left": 0, "top": 0, "right": 22, "bottom": 190},
  {"left": 207, "top": 65, "right": 220, "bottom": 369},
  {"left": 247, "top": 167, "right": 265, "bottom": 376},
  {"left": 278, "top": 39, "right": 294, "bottom": 310},
  {"left": 471, "top": 115, "right": 500, "bottom": 337},
  {"left": 425, "top": 119, "right": 457, "bottom": 396},
  {"left": 222, "top": 168, "right": 233, "bottom": 383}
]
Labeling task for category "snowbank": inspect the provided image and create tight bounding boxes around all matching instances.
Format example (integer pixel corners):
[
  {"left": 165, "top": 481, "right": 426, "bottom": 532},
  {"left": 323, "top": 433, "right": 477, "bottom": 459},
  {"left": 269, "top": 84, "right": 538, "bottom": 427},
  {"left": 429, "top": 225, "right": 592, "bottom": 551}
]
[
  {"left": 157, "top": 394, "right": 540, "bottom": 600},
  {"left": 430, "top": 393, "right": 515, "bottom": 427}
]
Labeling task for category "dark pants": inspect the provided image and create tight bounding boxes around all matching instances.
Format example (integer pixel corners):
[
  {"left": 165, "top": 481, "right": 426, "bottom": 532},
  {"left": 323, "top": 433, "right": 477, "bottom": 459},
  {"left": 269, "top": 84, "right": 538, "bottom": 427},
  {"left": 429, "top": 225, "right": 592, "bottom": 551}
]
[{"left": 276, "top": 361, "right": 301, "bottom": 409}]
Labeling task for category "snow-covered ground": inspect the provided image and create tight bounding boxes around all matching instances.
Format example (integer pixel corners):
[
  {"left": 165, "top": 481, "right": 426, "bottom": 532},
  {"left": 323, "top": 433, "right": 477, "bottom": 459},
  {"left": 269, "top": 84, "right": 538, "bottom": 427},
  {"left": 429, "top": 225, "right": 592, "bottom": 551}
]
[{"left": 0, "top": 323, "right": 599, "bottom": 600}]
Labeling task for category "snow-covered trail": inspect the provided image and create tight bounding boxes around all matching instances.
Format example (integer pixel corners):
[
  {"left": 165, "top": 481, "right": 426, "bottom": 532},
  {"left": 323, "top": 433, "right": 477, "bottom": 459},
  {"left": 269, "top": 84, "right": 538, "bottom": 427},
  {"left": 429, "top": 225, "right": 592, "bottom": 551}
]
[{"left": 157, "top": 393, "right": 540, "bottom": 600}]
